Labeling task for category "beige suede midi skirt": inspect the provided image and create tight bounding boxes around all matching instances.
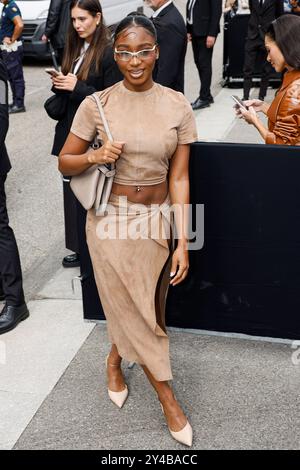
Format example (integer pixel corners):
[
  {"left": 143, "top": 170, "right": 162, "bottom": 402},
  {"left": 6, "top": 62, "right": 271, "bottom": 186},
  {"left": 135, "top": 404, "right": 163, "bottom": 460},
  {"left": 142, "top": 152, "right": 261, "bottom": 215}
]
[{"left": 86, "top": 192, "right": 174, "bottom": 381}]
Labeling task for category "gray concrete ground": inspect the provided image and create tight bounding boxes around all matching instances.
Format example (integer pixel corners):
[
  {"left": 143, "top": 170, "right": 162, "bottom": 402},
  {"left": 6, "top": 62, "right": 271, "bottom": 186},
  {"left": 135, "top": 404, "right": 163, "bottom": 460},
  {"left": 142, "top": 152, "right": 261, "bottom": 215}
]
[
  {"left": 12, "top": 327, "right": 300, "bottom": 451},
  {"left": 2, "top": 1, "right": 299, "bottom": 452}
]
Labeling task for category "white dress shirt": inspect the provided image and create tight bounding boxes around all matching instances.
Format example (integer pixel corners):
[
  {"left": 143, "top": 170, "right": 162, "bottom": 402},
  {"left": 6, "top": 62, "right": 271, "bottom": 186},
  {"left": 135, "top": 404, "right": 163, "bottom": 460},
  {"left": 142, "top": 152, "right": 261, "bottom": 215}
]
[
  {"left": 187, "top": 0, "right": 197, "bottom": 25},
  {"left": 73, "top": 41, "right": 89, "bottom": 75}
]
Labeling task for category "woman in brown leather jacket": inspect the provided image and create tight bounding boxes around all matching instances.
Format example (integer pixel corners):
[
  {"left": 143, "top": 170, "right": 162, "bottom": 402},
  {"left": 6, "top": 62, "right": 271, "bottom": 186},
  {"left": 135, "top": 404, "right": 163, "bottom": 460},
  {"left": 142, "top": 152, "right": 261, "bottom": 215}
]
[{"left": 239, "top": 14, "right": 300, "bottom": 146}]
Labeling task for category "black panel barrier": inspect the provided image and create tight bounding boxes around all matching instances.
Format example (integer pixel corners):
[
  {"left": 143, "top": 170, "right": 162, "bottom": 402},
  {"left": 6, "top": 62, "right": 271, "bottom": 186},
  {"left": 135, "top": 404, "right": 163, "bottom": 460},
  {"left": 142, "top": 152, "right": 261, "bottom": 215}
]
[{"left": 79, "top": 142, "right": 300, "bottom": 340}]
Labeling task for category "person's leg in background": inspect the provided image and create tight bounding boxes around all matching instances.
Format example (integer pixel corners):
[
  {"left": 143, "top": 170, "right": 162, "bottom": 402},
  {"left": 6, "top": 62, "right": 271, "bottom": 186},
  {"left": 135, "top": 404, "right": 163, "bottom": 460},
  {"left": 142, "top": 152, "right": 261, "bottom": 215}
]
[
  {"left": 11, "top": 46, "right": 25, "bottom": 110},
  {"left": 1, "top": 50, "right": 15, "bottom": 108},
  {"left": 191, "top": 35, "right": 214, "bottom": 109},
  {"left": 0, "top": 174, "right": 29, "bottom": 335},
  {"left": 2, "top": 52, "right": 16, "bottom": 110},
  {"left": 258, "top": 43, "right": 273, "bottom": 101},
  {"left": 62, "top": 178, "right": 80, "bottom": 268},
  {"left": 243, "top": 38, "right": 258, "bottom": 100},
  {"left": 2, "top": 47, "right": 25, "bottom": 113},
  {"left": 0, "top": 277, "right": 4, "bottom": 301}
]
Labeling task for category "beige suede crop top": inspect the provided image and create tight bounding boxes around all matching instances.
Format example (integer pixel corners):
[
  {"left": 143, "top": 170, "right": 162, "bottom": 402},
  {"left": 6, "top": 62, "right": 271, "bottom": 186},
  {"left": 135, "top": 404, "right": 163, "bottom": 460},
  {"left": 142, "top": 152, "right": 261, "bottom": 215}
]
[{"left": 71, "top": 81, "right": 198, "bottom": 186}]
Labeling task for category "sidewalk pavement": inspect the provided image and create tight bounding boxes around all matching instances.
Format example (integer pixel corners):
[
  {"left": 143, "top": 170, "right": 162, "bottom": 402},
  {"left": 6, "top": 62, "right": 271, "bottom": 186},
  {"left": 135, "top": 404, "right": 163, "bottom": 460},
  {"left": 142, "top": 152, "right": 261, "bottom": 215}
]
[{"left": 2, "top": 86, "right": 298, "bottom": 451}]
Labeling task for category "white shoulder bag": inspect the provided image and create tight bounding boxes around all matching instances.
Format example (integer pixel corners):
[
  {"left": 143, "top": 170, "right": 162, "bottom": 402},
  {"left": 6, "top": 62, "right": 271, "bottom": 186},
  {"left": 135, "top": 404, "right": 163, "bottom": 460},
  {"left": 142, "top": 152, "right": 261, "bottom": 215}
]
[{"left": 70, "top": 93, "right": 116, "bottom": 216}]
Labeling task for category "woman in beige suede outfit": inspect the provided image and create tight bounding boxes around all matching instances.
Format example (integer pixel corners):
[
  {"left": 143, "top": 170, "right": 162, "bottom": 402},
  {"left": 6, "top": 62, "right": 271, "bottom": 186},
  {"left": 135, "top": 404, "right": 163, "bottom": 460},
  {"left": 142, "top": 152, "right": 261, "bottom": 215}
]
[{"left": 59, "top": 13, "right": 197, "bottom": 447}]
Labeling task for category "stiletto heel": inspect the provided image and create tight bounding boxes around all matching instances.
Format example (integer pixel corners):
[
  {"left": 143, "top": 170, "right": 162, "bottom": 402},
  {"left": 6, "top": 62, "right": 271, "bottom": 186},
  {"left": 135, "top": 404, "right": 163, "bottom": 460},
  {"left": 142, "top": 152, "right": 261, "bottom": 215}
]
[
  {"left": 105, "top": 355, "right": 128, "bottom": 408},
  {"left": 160, "top": 403, "right": 193, "bottom": 447}
]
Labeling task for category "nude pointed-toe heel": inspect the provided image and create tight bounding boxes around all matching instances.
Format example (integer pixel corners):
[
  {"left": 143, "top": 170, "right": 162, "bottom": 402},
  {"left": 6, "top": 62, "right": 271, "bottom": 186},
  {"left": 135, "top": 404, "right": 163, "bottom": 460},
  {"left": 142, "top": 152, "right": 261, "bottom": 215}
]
[
  {"left": 160, "top": 403, "right": 193, "bottom": 447},
  {"left": 105, "top": 355, "right": 128, "bottom": 409}
]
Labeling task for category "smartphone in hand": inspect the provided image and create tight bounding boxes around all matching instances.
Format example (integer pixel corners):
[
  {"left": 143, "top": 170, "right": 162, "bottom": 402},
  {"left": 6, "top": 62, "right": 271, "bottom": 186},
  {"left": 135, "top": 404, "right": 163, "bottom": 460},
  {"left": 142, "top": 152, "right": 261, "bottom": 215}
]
[
  {"left": 45, "top": 68, "right": 60, "bottom": 77},
  {"left": 231, "top": 95, "right": 248, "bottom": 112}
]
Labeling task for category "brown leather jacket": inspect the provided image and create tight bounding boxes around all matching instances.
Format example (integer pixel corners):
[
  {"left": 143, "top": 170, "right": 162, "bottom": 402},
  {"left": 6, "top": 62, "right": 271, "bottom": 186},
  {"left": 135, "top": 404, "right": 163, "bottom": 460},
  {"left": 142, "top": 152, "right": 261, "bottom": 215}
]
[{"left": 266, "top": 69, "right": 300, "bottom": 145}]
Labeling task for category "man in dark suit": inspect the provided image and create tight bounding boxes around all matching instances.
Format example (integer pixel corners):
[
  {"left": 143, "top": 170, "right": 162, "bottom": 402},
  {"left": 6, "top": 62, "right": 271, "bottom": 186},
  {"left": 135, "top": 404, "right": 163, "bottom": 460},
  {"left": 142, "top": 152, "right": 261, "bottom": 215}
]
[
  {"left": 0, "top": 57, "right": 29, "bottom": 334},
  {"left": 145, "top": 0, "right": 187, "bottom": 93},
  {"left": 243, "top": 0, "right": 284, "bottom": 100},
  {"left": 41, "top": 0, "right": 71, "bottom": 64},
  {"left": 187, "top": 0, "right": 222, "bottom": 110}
]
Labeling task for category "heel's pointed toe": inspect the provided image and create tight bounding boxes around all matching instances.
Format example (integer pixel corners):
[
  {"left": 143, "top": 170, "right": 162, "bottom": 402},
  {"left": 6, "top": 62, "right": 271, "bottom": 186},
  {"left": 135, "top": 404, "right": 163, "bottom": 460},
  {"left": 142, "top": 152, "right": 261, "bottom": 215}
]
[
  {"left": 108, "top": 385, "right": 128, "bottom": 408},
  {"left": 160, "top": 403, "right": 193, "bottom": 447},
  {"left": 170, "top": 421, "right": 193, "bottom": 447}
]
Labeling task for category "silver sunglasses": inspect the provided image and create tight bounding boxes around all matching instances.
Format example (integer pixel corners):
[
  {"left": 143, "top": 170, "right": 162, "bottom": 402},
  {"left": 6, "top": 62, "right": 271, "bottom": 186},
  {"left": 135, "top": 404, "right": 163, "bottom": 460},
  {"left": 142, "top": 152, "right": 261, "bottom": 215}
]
[{"left": 114, "top": 45, "right": 157, "bottom": 61}]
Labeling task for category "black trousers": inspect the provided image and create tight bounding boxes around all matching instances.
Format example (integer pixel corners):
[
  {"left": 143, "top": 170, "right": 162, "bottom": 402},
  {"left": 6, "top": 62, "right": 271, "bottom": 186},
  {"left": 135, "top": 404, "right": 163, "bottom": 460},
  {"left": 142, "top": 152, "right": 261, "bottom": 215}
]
[
  {"left": 191, "top": 35, "right": 214, "bottom": 101},
  {"left": 243, "top": 37, "right": 273, "bottom": 100},
  {"left": 1, "top": 47, "right": 25, "bottom": 107},
  {"left": 63, "top": 178, "right": 80, "bottom": 254},
  {"left": 0, "top": 174, "right": 25, "bottom": 306}
]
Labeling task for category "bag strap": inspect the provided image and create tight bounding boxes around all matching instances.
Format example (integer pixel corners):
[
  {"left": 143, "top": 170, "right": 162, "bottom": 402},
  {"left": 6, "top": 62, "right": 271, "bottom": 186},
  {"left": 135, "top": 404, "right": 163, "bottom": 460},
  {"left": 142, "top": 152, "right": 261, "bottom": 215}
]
[{"left": 92, "top": 93, "right": 113, "bottom": 143}]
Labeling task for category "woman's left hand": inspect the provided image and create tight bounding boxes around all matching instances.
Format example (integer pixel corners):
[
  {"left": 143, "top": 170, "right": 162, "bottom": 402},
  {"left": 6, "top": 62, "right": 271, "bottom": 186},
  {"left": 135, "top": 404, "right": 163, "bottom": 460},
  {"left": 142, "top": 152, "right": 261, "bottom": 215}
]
[
  {"left": 169, "top": 245, "right": 189, "bottom": 286},
  {"left": 239, "top": 106, "right": 259, "bottom": 126},
  {"left": 52, "top": 73, "right": 78, "bottom": 91}
]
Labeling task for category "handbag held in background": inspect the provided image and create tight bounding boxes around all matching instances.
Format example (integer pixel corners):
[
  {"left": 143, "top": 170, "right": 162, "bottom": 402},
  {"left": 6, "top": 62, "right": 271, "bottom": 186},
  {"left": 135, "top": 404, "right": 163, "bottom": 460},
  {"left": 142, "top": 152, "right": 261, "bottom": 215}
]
[
  {"left": 44, "top": 93, "right": 68, "bottom": 120},
  {"left": 70, "top": 93, "right": 116, "bottom": 216}
]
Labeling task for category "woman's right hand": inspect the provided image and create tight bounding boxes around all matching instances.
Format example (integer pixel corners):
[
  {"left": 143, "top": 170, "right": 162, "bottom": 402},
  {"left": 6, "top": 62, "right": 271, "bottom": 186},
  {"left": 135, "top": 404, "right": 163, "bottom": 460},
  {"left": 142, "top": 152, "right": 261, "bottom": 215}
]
[
  {"left": 88, "top": 141, "right": 125, "bottom": 165},
  {"left": 235, "top": 99, "right": 269, "bottom": 118},
  {"left": 244, "top": 99, "right": 270, "bottom": 116},
  {"left": 243, "top": 99, "right": 265, "bottom": 113}
]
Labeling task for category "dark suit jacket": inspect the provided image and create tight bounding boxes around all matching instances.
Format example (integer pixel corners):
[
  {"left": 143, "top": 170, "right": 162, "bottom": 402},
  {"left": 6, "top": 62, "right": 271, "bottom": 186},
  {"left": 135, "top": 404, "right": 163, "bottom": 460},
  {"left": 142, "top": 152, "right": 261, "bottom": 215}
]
[
  {"left": 45, "top": 0, "right": 71, "bottom": 49},
  {"left": 51, "top": 46, "right": 122, "bottom": 156},
  {"left": 186, "top": 0, "right": 222, "bottom": 37},
  {"left": 152, "top": 2, "right": 187, "bottom": 93},
  {"left": 247, "top": 0, "right": 284, "bottom": 40},
  {"left": 0, "top": 59, "right": 11, "bottom": 175}
]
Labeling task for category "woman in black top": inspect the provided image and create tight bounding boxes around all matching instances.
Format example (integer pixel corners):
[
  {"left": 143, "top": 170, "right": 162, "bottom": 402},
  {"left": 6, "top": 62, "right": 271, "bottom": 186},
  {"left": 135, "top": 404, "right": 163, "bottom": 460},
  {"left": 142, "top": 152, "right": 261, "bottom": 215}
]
[{"left": 48, "top": 0, "right": 121, "bottom": 267}]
